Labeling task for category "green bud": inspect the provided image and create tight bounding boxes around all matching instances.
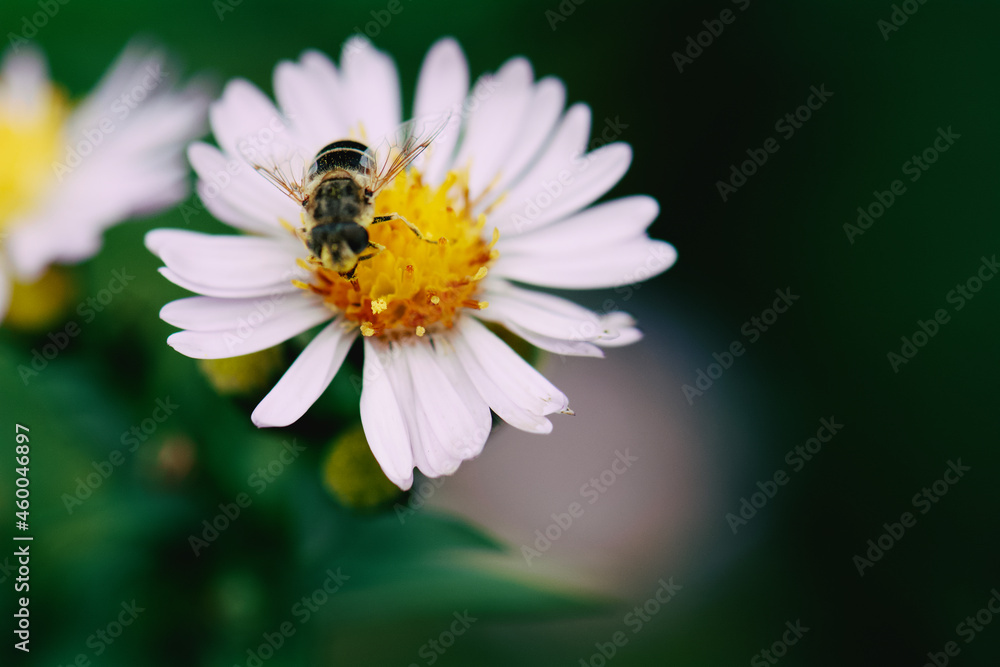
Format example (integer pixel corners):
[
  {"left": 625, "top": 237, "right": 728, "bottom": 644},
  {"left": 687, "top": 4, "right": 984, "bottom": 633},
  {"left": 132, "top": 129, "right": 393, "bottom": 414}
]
[
  {"left": 6, "top": 266, "right": 75, "bottom": 330},
  {"left": 323, "top": 423, "right": 401, "bottom": 509},
  {"left": 198, "top": 346, "right": 282, "bottom": 396}
]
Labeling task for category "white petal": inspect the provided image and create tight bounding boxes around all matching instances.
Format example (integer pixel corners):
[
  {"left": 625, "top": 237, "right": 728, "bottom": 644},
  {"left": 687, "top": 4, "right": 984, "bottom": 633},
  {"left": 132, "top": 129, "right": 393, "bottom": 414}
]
[
  {"left": 376, "top": 344, "right": 438, "bottom": 478},
  {"left": 252, "top": 319, "right": 357, "bottom": 427},
  {"left": 496, "top": 196, "right": 659, "bottom": 255},
  {"left": 451, "top": 328, "right": 554, "bottom": 434},
  {"left": 476, "top": 102, "right": 590, "bottom": 222},
  {"left": 157, "top": 267, "right": 301, "bottom": 299},
  {"left": 479, "top": 282, "right": 603, "bottom": 342},
  {"left": 490, "top": 142, "right": 633, "bottom": 237},
  {"left": 299, "top": 49, "right": 351, "bottom": 120},
  {"left": 285, "top": 50, "right": 356, "bottom": 153},
  {"left": 601, "top": 311, "right": 636, "bottom": 329},
  {"left": 66, "top": 81, "right": 208, "bottom": 167},
  {"left": 493, "top": 238, "right": 677, "bottom": 290},
  {"left": 7, "top": 185, "right": 147, "bottom": 279},
  {"left": 300, "top": 49, "right": 341, "bottom": 84},
  {"left": 5, "top": 217, "right": 91, "bottom": 280},
  {"left": 500, "top": 322, "right": 604, "bottom": 358},
  {"left": 65, "top": 43, "right": 165, "bottom": 137},
  {"left": 209, "top": 78, "right": 294, "bottom": 162},
  {"left": 412, "top": 38, "right": 469, "bottom": 186},
  {"left": 58, "top": 43, "right": 207, "bottom": 165},
  {"left": 51, "top": 139, "right": 189, "bottom": 215},
  {"left": 339, "top": 37, "right": 401, "bottom": 144},
  {"left": 0, "top": 46, "right": 49, "bottom": 115},
  {"left": 453, "top": 57, "right": 534, "bottom": 200},
  {"left": 274, "top": 57, "right": 348, "bottom": 156},
  {"left": 424, "top": 334, "right": 493, "bottom": 459},
  {"left": 360, "top": 339, "right": 414, "bottom": 490},
  {"left": 159, "top": 292, "right": 321, "bottom": 331},
  {"left": 6, "top": 50, "right": 208, "bottom": 276},
  {"left": 166, "top": 300, "right": 331, "bottom": 359},
  {"left": 146, "top": 229, "right": 306, "bottom": 291},
  {"left": 372, "top": 343, "right": 436, "bottom": 477},
  {"left": 455, "top": 317, "right": 569, "bottom": 417},
  {"left": 194, "top": 181, "right": 272, "bottom": 235},
  {"left": 490, "top": 77, "right": 566, "bottom": 197},
  {"left": 595, "top": 325, "right": 642, "bottom": 347},
  {"left": 188, "top": 142, "right": 300, "bottom": 234},
  {"left": 378, "top": 342, "right": 465, "bottom": 478},
  {"left": 593, "top": 311, "right": 643, "bottom": 348},
  {"left": 400, "top": 339, "right": 491, "bottom": 477}
]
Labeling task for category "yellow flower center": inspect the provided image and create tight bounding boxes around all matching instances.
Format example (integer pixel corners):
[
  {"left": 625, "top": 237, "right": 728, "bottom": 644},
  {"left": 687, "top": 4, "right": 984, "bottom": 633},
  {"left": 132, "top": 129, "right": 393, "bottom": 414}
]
[
  {"left": 296, "top": 169, "right": 497, "bottom": 338},
  {"left": 0, "top": 81, "right": 67, "bottom": 230},
  {"left": 6, "top": 266, "right": 74, "bottom": 330}
]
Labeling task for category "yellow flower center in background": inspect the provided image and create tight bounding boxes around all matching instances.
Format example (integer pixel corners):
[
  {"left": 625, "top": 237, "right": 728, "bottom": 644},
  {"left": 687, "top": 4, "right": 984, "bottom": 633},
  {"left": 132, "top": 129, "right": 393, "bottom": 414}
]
[
  {"left": 6, "top": 266, "right": 75, "bottom": 330},
  {"left": 301, "top": 169, "right": 496, "bottom": 338},
  {"left": 0, "top": 82, "right": 67, "bottom": 228},
  {"left": 197, "top": 346, "right": 284, "bottom": 396},
  {"left": 322, "top": 423, "right": 401, "bottom": 509}
]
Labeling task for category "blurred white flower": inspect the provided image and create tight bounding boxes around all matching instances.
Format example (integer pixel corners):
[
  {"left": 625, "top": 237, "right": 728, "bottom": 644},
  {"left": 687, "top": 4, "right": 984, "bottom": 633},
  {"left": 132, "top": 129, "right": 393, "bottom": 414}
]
[
  {"left": 0, "top": 43, "right": 209, "bottom": 322},
  {"left": 147, "top": 37, "right": 676, "bottom": 489}
]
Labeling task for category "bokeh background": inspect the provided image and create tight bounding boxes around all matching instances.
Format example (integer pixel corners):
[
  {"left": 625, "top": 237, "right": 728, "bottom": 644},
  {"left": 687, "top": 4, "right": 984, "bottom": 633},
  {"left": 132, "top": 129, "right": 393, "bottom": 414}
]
[{"left": 2, "top": 1, "right": 999, "bottom": 665}]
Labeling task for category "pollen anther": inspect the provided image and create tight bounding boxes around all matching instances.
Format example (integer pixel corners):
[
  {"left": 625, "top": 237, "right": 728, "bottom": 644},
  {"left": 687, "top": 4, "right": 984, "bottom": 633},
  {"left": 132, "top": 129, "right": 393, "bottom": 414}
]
[{"left": 299, "top": 168, "right": 494, "bottom": 337}]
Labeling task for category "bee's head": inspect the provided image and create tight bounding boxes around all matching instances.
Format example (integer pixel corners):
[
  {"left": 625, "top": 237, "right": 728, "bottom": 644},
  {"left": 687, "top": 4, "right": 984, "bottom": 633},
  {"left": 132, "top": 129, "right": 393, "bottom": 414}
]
[{"left": 309, "top": 223, "right": 369, "bottom": 273}]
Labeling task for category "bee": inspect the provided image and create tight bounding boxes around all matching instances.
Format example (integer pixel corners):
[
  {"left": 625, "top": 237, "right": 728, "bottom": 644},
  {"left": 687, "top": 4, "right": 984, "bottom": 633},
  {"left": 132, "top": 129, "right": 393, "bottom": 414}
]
[{"left": 247, "top": 116, "right": 451, "bottom": 278}]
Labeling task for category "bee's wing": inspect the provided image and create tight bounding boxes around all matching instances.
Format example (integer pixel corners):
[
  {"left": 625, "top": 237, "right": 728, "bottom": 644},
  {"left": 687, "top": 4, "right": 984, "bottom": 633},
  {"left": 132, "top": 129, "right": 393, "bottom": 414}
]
[
  {"left": 238, "top": 140, "right": 309, "bottom": 205},
  {"left": 363, "top": 113, "right": 453, "bottom": 196}
]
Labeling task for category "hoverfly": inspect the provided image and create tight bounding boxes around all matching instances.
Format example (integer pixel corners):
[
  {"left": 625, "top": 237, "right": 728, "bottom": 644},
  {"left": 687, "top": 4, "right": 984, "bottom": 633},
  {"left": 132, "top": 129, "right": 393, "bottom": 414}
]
[{"left": 246, "top": 115, "right": 451, "bottom": 278}]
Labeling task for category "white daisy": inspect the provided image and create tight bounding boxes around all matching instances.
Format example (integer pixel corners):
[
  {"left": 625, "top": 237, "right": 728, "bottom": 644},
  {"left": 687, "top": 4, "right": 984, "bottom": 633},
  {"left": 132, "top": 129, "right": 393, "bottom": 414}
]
[
  {"left": 147, "top": 37, "right": 676, "bottom": 490},
  {"left": 0, "top": 43, "right": 208, "bottom": 322}
]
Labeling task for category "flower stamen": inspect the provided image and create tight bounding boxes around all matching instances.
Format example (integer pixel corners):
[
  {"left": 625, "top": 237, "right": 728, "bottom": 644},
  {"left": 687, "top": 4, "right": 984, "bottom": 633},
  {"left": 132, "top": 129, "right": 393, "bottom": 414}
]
[
  {"left": 296, "top": 168, "right": 495, "bottom": 339},
  {"left": 0, "top": 82, "right": 67, "bottom": 231}
]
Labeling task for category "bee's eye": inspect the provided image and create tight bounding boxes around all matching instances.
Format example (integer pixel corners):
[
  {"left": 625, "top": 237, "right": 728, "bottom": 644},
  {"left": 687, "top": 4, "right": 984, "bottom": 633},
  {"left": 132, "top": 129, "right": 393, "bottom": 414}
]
[{"left": 342, "top": 225, "right": 369, "bottom": 254}]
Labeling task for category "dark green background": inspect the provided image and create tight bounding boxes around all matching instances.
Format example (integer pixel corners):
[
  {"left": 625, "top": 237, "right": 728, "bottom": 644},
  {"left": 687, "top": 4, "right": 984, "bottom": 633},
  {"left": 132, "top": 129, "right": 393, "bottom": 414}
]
[{"left": 2, "top": 1, "right": 998, "bottom": 665}]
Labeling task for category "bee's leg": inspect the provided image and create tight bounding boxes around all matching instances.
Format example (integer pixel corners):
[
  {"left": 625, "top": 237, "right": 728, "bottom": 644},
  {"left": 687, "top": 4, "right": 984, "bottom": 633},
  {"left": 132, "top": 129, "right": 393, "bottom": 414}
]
[
  {"left": 337, "top": 243, "right": 385, "bottom": 285},
  {"left": 372, "top": 214, "right": 437, "bottom": 244},
  {"left": 354, "top": 242, "right": 385, "bottom": 263},
  {"left": 280, "top": 218, "right": 311, "bottom": 246},
  {"left": 338, "top": 263, "right": 363, "bottom": 290}
]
